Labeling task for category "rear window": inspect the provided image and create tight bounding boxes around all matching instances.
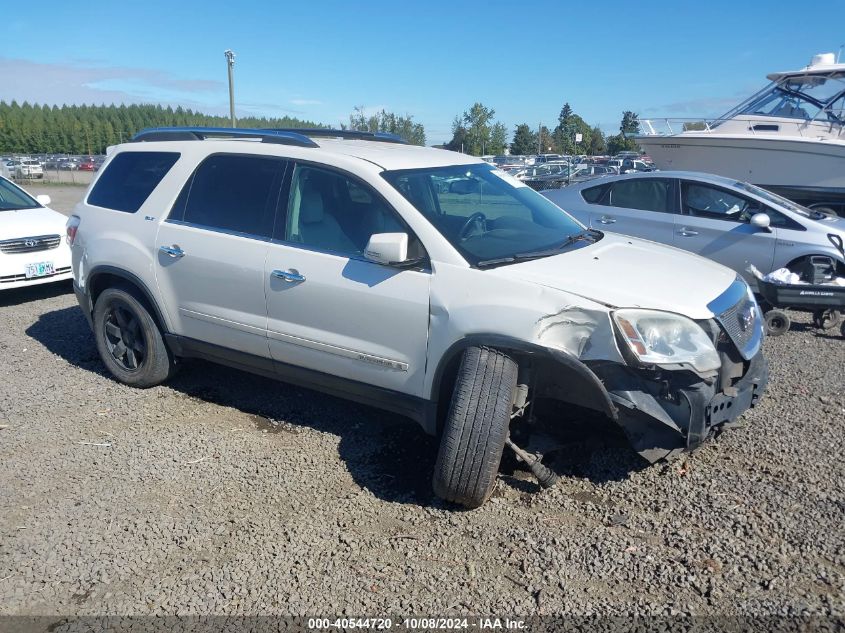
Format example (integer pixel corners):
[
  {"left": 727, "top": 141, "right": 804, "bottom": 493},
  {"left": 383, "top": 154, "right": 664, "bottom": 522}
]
[{"left": 87, "top": 151, "right": 180, "bottom": 213}]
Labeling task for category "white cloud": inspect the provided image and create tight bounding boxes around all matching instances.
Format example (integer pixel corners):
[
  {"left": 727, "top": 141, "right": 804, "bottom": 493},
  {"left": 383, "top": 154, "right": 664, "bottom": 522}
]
[
  {"left": 0, "top": 57, "right": 224, "bottom": 107},
  {"left": 290, "top": 98, "right": 322, "bottom": 106}
]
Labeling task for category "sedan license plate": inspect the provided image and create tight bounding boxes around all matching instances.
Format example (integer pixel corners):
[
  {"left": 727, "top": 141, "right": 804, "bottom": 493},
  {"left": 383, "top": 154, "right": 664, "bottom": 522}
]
[{"left": 25, "top": 261, "right": 55, "bottom": 278}]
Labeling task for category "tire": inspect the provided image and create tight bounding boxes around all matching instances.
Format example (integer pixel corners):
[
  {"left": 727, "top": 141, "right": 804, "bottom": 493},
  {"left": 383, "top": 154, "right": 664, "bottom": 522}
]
[
  {"left": 841, "top": 320, "right": 845, "bottom": 339},
  {"left": 93, "top": 286, "right": 174, "bottom": 388},
  {"left": 812, "top": 309, "right": 841, "bottom": 330},
  {"left": 764, "top": 309, "right": 791, "bottom": 337},
  {"left": 432, "top": 347, "right": 518, "bottom": 508}
]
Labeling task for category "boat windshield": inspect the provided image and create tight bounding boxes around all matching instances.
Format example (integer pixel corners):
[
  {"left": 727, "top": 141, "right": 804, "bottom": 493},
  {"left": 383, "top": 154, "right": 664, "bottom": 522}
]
[{"left": 737, "top": 72, "right": 845, "bottom": 123}]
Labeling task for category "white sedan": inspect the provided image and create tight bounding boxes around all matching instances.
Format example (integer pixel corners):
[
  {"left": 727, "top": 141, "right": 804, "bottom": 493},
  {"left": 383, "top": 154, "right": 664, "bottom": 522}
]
[{"left": 0, "top": 176, "right": 72, "bottom": 290}]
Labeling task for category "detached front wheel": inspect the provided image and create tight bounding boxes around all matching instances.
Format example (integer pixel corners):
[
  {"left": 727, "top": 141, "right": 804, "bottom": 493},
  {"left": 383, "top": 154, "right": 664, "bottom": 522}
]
[
  {"left": 93, "top": 286, "right": 174, "bottom": 388},
  {"left": 764, "top": 309, "right": 791, "bottom": 337},
  {"left": 432, "top": 347, "right": 518, "bottom": 508}
]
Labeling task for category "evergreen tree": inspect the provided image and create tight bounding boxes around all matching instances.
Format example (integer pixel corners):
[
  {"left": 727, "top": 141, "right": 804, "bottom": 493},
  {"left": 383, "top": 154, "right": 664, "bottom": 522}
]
[{"left": 509, "top": 124, "right": 536, "bottom": 155}]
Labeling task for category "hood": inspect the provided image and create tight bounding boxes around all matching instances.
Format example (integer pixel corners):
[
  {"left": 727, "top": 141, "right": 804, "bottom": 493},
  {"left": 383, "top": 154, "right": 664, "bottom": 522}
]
[
  {"left": 492, "top": 233, "right": 737, "bottom": 320},
  {"left": 0, "top": 207, "right": 67, "bottom": 241}
]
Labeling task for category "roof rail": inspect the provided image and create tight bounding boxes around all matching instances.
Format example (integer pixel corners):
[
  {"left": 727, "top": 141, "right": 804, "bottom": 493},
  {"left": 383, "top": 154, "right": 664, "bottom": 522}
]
[
  {"left": 131, "top": 127, "right": 319, "bottom": 148},
  {"left": 261, "top": 128, "right": 408, "bottom": 144}
]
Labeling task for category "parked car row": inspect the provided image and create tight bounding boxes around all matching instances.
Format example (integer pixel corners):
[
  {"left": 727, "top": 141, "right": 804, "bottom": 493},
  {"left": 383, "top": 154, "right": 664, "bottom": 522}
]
[{"left": 0, "top": 154, "right": 106, "bottom": 179}]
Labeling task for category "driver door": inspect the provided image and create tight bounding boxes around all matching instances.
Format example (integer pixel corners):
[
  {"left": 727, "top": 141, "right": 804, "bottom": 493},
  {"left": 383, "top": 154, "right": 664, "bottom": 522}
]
[
  {"left": 264, "top": 163, "right": 431, "bottom": 396},
  {"left": 675, "top": 180, "right": 777, "bottom": 281}
]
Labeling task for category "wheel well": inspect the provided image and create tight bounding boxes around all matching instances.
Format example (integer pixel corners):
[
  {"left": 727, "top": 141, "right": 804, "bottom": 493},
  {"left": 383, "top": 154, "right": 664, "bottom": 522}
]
[
  {"left": 432, "top": 340, "right": 615, "bottom": 434},
  {"left": 88, "top": 271, "right": 168, "bottom": 333}
]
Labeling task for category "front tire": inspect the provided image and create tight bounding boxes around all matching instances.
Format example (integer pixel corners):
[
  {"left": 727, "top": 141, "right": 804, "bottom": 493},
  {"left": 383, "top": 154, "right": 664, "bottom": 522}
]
[
  {"left": 93, "top": 286, "right": 174, "bottom": 388},
  {"left": 432, "top": 347, "right": 518, "bottom": 508}
]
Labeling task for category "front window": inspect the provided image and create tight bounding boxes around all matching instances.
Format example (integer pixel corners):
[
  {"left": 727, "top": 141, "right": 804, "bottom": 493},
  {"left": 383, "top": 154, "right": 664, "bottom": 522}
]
[
  {"left": 0, "top": 177, "right": 40, "bottom": 211},
  {"left": 382, "top": 163, "right": 591, "bottom": 266}
]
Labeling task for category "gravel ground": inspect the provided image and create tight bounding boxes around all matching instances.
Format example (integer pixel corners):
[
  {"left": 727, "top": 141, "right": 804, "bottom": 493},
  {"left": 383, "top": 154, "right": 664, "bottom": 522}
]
[
  {"left": 0, "top": 281, "right": 843, "bottom": 619},
  {"left": 17, "top": 183, "right": 85, "bottom": 216}
]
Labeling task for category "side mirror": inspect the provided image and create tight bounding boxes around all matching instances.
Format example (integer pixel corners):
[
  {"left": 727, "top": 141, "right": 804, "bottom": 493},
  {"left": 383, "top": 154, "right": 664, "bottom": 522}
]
[
  {"left": 364, "top": 232, "right": 408, "bottom": 265},
  {"left": 36, "top": 194, "right": 51, "bottom": 206},
  {"left": 449, "top": 179, "right": 478, "bottom": 195},
  {"left": 750, "top": 212, "right": 771, "bottom": 230}
]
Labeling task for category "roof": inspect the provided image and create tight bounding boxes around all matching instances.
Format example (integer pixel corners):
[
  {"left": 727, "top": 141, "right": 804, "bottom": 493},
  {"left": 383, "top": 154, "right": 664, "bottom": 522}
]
[
  {"left": 129, "top": 127, "right": 482, "bottom": 171},
  {"left": 314, "top": 138, "right": 481, "bottom": 170},
  {"left": 562, "top": 170, "right": 744, "bottom": 189}
]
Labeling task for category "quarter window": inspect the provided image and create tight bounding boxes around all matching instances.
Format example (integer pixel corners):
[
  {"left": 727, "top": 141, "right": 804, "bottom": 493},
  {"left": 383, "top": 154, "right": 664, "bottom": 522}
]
[
  {"left": 88, "top": 151, "right": 180, "bottom": 213},
  {"left": 606, "top": 178, "right": 673, "bottom": 213},
  {"left": 170, "top": 154, "right": 286, "bottom": 238}
]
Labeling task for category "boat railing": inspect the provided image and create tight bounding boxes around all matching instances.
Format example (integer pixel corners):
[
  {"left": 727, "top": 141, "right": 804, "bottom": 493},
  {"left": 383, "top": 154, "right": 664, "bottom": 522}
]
[{"left": 640, "top": 114, "right": 844, "bottom": 138}]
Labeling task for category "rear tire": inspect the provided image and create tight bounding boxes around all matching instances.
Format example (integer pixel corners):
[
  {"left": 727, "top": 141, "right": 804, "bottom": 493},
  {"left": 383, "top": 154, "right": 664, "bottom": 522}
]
[
  {"left": 93, "top": 286, "right": 174, "bottom": 388},
  {"left": 764, "top": 309, "right": 791, "bottom": 337},
  {"left": 432, "top": 347, "right": 518, "bottom": 508}
]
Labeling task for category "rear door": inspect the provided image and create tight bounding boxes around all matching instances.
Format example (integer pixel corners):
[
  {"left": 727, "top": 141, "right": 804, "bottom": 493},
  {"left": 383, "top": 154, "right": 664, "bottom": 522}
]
[
  {"left": 676, "top": 180, "right": 777, "bottom": 281},
  {"left": 154, "top": 154, "right": 287, "bottom": 358},
  {"left": 264, "top": 163, "right": 431, "bottom": 396},
  {"left": 588, "top": 177, "right": 677, "bottom": 244}
]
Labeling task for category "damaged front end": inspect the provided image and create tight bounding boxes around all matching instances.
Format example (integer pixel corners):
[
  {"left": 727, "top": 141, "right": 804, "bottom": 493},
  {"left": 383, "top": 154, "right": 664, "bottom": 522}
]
[
  {"left": 591, "top": 277, "right": 769, "bottom": 462},
  {"left": 528, "top": 277, "right": 769, "bottom": 463}
]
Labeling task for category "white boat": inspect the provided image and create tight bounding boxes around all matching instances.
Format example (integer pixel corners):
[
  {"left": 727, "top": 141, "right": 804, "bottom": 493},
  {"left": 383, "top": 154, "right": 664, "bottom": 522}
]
[{"left": 637, "top": 53, "right": 845, "bottom": 215}]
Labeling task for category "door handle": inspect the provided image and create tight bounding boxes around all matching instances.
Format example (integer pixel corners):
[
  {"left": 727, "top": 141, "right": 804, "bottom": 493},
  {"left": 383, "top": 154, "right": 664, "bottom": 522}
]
[
  {"left": 159, "top": 245, "right": 185, "bottom": 258},
  {"left": 597, "top": 216, "right": 616, "bottom": 224},
  {"left": 677, "top": 228, "right": 699, "bottom": 237},
  {"left": 271, "top": 269, "right": 306, "bottom": 283}
]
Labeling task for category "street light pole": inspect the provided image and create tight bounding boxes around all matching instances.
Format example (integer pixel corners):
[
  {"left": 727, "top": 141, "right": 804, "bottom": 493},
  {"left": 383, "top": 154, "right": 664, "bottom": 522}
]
[{"left": 224, "top": 49, "right": 236, "bottom": 128}]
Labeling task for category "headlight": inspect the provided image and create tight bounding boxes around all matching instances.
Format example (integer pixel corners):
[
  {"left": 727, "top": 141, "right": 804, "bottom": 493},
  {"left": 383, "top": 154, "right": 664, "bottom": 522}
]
[{"left": 612, "top": 309, "right": 720, "bottom": 374}]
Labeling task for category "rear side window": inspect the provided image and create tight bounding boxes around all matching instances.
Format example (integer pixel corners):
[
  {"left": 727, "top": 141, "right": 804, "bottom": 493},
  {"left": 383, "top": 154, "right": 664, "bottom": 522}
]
[
  {"left": 87, "top": 152, "right": 179, "bottom": 212},
  {"left": 169, "top": 154, "right": 286, "bottom": 239},
  {"left": 606, "top": 178, "right": 673, "bottom": 213}
]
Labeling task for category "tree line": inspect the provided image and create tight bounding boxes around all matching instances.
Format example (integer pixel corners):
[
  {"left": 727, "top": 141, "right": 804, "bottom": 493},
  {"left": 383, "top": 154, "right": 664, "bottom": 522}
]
[
  {"left": 446, "top": 102, "right": 640, "bottom": 156},
  {"left": 0, "top": 101, "right": 324, "bottom": 155},
  {"left": 0, "top": 98, "right": 637, "bottom": 156}
]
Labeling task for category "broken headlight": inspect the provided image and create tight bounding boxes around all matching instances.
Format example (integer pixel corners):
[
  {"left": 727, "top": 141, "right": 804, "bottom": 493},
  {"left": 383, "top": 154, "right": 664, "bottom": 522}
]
[{"left": 612, "top": 309, "right": 721, "bottom": 374}]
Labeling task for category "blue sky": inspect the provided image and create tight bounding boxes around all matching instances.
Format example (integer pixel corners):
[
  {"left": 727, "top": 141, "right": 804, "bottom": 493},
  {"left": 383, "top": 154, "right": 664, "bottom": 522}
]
[{"left": 3, "top": 1, "right": 843, "bottom": 144}]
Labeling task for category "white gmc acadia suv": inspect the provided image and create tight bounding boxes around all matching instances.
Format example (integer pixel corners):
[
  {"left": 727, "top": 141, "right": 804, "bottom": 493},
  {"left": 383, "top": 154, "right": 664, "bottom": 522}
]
[{"left": 67, "top": 127, "right": 768, "bottom": 508}]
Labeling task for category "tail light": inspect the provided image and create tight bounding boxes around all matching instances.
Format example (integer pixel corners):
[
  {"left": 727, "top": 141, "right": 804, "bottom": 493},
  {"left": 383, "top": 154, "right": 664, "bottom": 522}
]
[{"left": 66, "top": 215, "right": 81, "bottom": 246}]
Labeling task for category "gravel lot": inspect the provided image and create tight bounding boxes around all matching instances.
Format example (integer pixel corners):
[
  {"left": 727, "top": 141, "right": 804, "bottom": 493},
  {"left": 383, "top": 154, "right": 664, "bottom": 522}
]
[{"left": 0, "top": 281, "right": 843, "bottom": 619}]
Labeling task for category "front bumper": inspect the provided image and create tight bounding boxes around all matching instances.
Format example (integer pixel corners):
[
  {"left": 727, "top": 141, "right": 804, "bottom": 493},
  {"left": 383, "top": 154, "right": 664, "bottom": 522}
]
[{"left": 591, "top": 349, "right": 769, "bottom": 462}]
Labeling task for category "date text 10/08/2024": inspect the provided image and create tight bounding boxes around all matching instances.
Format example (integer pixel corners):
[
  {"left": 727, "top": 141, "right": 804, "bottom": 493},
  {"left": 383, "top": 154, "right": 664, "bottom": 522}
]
[{"left": 307, "top": 617, "right": 527, "bottom": 630}]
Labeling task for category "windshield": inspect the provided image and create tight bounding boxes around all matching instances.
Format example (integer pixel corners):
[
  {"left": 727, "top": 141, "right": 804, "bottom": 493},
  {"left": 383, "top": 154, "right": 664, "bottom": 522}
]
[
  {"left": 0, "top": 177, "right": 40, "bottom": 210},
  {"left": 382, "top": 163, "right": 591, "bottom": 266},
  {"left": 738, "top": 73, "right": 845, "bottom": 122},
  {"left": 732, "top": 181, "right": 821, "bottom": 218}
]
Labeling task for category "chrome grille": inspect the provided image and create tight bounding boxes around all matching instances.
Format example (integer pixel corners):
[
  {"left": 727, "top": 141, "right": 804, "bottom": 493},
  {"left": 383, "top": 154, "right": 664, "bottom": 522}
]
[
  {"left": 0, "top": 234, "right": 61, "bottom": 254},
  {"left": 710, "top": 280, "right": 764, "bottom": 361}
]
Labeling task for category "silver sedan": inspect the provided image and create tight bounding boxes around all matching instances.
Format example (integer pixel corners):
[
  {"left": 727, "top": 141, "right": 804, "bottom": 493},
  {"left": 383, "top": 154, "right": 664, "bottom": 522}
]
[{"left": 543, "top": 171, "right": 845, "bottom": 286}]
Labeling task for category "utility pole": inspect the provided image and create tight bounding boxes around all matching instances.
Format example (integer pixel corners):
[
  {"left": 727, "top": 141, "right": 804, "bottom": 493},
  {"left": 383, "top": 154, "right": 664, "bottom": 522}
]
[
  {"left": 539, "top": 122, "right": 544, "bottom": 156},
  {"left": 224, "top": 49, "right": 236, "bottom": 128}
]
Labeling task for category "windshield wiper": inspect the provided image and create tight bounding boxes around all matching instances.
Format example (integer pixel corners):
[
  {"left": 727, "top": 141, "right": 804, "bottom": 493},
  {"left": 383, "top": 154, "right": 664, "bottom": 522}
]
[
  {"left": 513, "top": 230, "right": 599, "bottom": 260},
  {"left": 477, "top": 256, "right": 516, "bottom": 268}
]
